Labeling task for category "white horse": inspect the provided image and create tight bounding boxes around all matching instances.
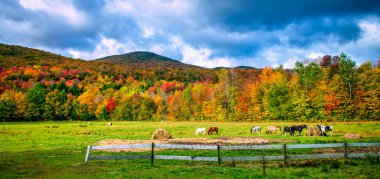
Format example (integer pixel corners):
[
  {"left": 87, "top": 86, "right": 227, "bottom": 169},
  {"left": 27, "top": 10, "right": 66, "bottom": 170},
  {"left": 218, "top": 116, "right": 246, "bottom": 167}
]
[
  {"left": 317, "top": 124, "right": 333, "bottom": 136},
  {"left": 195, "top": 128, "right": 206, "bottom": 135},
  {"left": 250, "top": 126, "right": 261, "bottom": 134}
]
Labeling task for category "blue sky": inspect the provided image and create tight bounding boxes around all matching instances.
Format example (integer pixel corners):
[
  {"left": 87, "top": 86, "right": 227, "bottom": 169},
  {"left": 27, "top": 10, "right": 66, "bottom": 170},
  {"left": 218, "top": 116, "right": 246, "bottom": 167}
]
[{"left": 1, "top": 0, "right": 380, "bottom": 68}]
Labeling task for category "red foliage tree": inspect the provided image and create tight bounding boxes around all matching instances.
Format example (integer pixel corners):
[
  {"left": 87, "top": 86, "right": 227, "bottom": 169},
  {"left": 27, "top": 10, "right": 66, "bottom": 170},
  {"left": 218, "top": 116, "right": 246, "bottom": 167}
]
[{"left": 105, "top": 98, "right": 117, "bottom": 113}]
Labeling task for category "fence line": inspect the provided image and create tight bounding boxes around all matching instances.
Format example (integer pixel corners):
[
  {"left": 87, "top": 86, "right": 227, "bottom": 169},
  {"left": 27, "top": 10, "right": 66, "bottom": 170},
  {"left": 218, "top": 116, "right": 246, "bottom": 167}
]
[
  {"left": 91, "top": 144, "right": 151, "bottom": 150},
  {"left": 155, "top": 143, "right": 217, "bottom": 150},
  {"left": 85, "top": 142, "right": 380, "bottom": 165}
]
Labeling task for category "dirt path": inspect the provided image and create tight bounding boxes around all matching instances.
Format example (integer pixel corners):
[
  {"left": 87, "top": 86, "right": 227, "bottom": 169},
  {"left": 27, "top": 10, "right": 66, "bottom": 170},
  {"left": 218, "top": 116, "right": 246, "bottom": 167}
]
[{"left": 96, "top": 137, "right": 295, "bottom": 152}]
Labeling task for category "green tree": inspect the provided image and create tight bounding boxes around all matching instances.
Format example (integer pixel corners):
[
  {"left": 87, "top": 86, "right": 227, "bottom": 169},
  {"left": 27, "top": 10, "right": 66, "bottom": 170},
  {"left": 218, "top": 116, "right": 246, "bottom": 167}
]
[
  {"left": 27, "top": 84, "right": 46, "bottom": 121},
  {"left": 0, "top": 90, "right": 16, "bottom": 121},
  {"left": 43, "top": 89, "right": 67, "bottom": 120},
  {"left": 264, "top": 82, "right": 292, "bottom": 120},
  {"left": 338, "top": 53, "right": 356, "bottom": 100},
  {"left": 181, "top": 84, "right": 193, "bottom": 121},
  {"left": 356, "top": 62, "right": 380, "bottom": 121},
  {"left": 294, "top": 62, "right": 323, "bottom": 90},
  {"left": 14, "top": 92, "right": 29, "bottom": 120}
]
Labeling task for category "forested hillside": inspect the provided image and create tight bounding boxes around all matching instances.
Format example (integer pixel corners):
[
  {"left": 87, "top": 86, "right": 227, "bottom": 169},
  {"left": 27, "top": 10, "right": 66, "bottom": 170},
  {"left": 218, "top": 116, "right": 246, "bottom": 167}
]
[
  {"left": 0, "top": 43, "right": 379, "bottom": 122},
  {"left": 95, "top": 51, "right": 201, "bottom": 69}
]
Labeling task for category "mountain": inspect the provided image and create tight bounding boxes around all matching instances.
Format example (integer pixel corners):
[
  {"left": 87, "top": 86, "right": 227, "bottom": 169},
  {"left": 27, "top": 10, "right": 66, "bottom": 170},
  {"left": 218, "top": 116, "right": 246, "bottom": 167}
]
[
  {"left": 234, "top": 66, "right": 257, "bottom": 69},
  {"left": 0, "top": 44, "right": 202, "bottom": 70},
  {"left": 0, "top": 43, "right": 84, "bottom": 68},
  {"left": 94, "top": 51, "right": 202, "bottom": 69},
  {"left": 214, "top": 66, "right": 257, "bottom": 70}
]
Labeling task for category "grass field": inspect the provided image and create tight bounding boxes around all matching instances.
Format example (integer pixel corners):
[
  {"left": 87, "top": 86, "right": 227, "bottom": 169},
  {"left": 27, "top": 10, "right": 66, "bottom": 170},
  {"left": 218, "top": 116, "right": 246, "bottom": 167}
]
[{"left": 0, "top": 121, "right": 379, "bottom": 178}]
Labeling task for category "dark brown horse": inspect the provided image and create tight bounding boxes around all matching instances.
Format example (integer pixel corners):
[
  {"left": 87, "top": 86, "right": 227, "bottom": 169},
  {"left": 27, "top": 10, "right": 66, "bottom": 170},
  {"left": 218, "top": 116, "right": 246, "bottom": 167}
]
[{"left": 207, "top": 127, "right": 219, "bottom": 135}]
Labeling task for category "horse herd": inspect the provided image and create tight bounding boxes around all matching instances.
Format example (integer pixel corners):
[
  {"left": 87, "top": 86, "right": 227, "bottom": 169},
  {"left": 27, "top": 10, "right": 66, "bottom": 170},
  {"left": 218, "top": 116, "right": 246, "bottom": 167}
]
[{"left": 195, "top": 124, "right": 333, "bottom": 136}]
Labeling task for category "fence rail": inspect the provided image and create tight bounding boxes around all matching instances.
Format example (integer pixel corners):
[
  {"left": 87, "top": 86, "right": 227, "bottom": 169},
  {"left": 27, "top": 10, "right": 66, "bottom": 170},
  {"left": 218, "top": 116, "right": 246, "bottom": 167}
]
[
  {"left": 155, "top": 143, "right": 217, "bottom": 150},
  {"left": 85, "top": 142, "right": 380, "bottom": 164}
]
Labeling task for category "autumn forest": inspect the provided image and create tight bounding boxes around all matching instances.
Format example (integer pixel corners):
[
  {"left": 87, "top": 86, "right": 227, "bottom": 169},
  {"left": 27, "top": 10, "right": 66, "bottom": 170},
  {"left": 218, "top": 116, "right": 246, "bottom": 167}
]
[{"left": 0, "top": 44, "right": 379, "bottom": 122}]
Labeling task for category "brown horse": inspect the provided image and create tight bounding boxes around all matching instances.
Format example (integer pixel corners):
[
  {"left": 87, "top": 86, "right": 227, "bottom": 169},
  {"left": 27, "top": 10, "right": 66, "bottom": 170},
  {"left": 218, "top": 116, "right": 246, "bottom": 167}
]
[{"left": 207, "top": 127, "right": 219, "bottom": 135}]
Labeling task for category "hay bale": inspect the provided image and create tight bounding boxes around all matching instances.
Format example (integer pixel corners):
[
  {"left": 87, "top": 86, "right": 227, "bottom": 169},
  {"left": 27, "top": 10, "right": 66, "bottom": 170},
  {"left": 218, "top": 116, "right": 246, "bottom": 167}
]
[
  {"left": 152, "top": 129, "right": 172, "bottom": 140},
  {"left": 308, "top": 126, "right": 322, "bottom": 136},
  {"left": 345, "top": 133, "right": 361, "bottom": 139}
]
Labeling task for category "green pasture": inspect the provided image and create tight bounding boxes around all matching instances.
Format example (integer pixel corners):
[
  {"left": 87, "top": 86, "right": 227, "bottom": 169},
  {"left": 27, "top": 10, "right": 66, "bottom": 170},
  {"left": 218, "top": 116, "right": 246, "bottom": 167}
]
[{"left": 0, "top": 121, "right": 379, "bottom": 178}]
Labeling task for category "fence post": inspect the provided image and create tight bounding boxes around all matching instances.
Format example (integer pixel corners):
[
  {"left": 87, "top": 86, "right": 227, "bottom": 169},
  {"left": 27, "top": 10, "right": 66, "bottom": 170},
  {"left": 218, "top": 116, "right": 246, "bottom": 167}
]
[
  {"left": 151, "top": 143, "right": 154, "bottom": 166},
  {"left": 283, "top": 144, "right": 287, "bottom": 166},
  {"left": 344, "top": 141, "right": 348, "bottom": 159},
  {"left": 85, "top": 145, "right": 91, "bottom": 163},
  {"left": 217, "top": 145, "right": 221, "bottom": 165},
  {"left": 262, "top": 151, "right": 266, "bottom": 176}
]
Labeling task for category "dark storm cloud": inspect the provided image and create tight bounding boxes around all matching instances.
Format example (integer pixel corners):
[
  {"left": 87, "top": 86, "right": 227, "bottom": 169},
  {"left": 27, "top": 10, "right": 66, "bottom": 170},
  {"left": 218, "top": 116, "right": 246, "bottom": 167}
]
[
  {"left": 199, "top": 0, "right": 380, "bottom": 28},
  {"left": 189, "top": 0, "right": 379, "bottom": 47}
]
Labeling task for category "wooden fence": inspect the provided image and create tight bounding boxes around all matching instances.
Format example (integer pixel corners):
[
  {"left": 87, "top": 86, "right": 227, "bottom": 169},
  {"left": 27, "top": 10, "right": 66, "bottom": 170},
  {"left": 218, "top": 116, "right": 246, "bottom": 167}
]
[{"left": 85, "top": 142, "right": 380, "bottom": 165}]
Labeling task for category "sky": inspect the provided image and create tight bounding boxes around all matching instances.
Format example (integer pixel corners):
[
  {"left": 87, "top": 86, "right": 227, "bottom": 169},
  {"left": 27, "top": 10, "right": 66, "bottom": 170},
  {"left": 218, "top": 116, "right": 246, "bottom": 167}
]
[{"left": 1, "top": 0, "right": 380, "bottom": 68}]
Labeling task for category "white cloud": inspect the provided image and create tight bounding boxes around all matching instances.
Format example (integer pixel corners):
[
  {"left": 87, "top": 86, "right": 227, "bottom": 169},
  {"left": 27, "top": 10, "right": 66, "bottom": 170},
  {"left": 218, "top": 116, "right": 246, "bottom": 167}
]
[
  {"left": 19, "top": 0, "right": 87, "bottom": 26},
  {"left": 104, "top": 0, "right": 194, "bottom": 41},
  {"left": 170, "top": 36, "right": 232, "bottom": 68},
  {"left": 149, "top": 44, "right": 165, "bottom": 54},
  {"left": 65, "top": 34, "right": 235, "bottom": 68},
  {"left": 0, "top": 17, "right": 36, "bottom": 41},
  {"left": 104, "top": 0, "right": 192, "bottom": 16},
  {"left": 252, "top": 16, "right": 380, "bottom": 68},
  {"left": 68, "top": 35, "right": 136, "bottom": 60},
  {"left": 141, "top": 25, "right": 155, "bottom": 38}
]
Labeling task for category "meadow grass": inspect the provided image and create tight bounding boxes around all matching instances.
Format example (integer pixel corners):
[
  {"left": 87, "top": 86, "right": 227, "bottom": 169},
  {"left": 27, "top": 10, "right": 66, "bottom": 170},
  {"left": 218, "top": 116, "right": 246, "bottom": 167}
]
[{"left": 0, "top": 121, "right": 379, "bottom": 178}]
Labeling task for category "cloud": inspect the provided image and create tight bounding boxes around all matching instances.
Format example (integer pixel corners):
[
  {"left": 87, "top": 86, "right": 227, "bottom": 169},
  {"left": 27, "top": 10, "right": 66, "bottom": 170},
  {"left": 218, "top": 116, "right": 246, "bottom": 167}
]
[
  {"left": 197, "top": 0, "right": 380, "bottom": 30},
  {"left": 68, "top": 35, "right": 136, "bottom": 60},
  {"left": 0, "top": 0, "right": 379, "bottom": 68},
  {"left": 250, "top": 16, "right": 380, "bottom": 68},
  {"left": 170, "top": 36, "right": 232, "bottom": 68},
  {"left": 104, "top": 0, "right": 194, "bottom": 39},
  {"left": 19, "top": 0, "right": 87, "bottom": 26}
]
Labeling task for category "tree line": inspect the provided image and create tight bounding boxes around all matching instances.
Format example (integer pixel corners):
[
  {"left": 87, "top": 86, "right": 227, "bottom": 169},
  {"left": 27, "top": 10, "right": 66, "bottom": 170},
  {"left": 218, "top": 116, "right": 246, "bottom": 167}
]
[{"left": 0, "top": 53, "right": 379, "bottom": 122}]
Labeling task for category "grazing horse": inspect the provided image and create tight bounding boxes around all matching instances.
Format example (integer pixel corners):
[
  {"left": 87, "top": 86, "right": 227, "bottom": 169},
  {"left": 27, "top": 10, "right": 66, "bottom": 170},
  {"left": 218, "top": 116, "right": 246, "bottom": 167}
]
[
  {"left": 267, "top": 126, "right": 281, "bottom": 134},
  {"left": 250, "top": 126, "right": 262, "bottom": 134},
  {"left": 317, "top": 124, "right": 333, "bottom": 136},
  {"left": 282, "top": 126, "right": 294, "bottom": 136},
  {"left": 195, "top": 128, "right": 206, "bottom": 135},
  {"left": 207, "top": 127, "right": 219, "bottom": 135},
  {"left": 291, "top": 125, "right": 307, "bottom": 136}
]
